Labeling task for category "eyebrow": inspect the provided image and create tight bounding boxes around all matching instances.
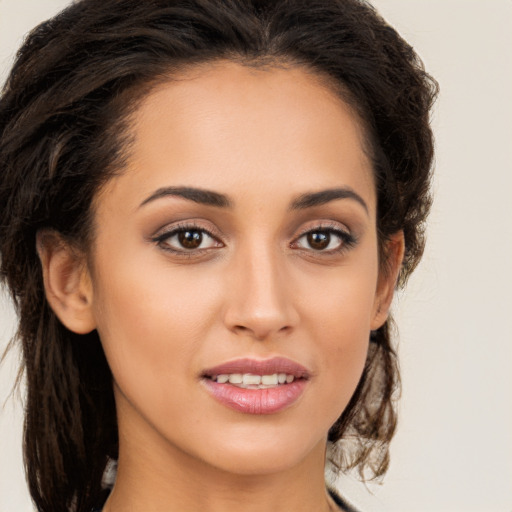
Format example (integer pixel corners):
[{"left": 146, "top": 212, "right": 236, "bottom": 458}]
[
  {"left": 290, "top": 187, "right": 369, "bottom": 214},
  {"left": 139, "top": 186, "right": 232, "bottom": 208},
  {"left": 139, "top": 185, "right": 368, "bottom": 214}
]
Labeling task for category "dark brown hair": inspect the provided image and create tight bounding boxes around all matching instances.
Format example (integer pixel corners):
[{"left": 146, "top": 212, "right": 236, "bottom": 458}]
[{"left": 0, "top": 1, "right": 438, "bottom": 510}]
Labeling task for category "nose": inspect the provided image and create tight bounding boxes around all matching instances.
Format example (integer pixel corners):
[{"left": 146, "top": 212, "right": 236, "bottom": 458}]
[{"left": 222, "top": 245, "right": 299, "bottom": 341}]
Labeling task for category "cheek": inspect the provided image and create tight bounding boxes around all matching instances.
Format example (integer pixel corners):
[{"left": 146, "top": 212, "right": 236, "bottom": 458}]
[
  {"left": 294, "top": 256, "right": 379, "bottom": 419},
  {"left": 90, "top": 245, "right": 224, "bottom": 396},
  {"left": 312, "top": 303, "right": 372, "bottom": 425},
  {"left": 296, "top": 251, "right": 379, "bottom": 344}
]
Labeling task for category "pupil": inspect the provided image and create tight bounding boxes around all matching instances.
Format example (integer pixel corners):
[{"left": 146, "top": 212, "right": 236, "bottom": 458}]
[
  {"left": 307, "top": 231, "right": 330, "bottom": 250},
  {"left": 178, "top": 230, "right": 202, "bottom": 249}
]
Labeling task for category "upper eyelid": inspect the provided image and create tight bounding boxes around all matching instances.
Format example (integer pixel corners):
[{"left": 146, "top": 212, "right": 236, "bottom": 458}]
[
  {"left": 293, "top": 220, "right": 351, "bottom": 238},
  {"left": 291, "top": 222, "right": 357, "bottom": 251},
  {"left": 152, "top": 221, "right": 222, "bottom": 241},
  {"left": 150, "top": 219, "right": 354, "bottom": 244},
  {"left": 293, "top": 227, "right": 353, "bottom": 245},
  {"left": 152, "top": 224, "right": 223, "bottom": 255},
  {"left": 155, "top": 227, "right": 217, "bottom": 242}
]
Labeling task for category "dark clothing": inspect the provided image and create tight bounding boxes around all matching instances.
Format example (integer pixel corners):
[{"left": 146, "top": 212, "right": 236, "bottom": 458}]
[{"left": 328, "top": 487, "right": 361, "bottom": 512}]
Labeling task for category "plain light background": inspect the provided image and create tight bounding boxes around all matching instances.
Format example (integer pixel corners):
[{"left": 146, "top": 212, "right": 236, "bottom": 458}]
[{"left": 1, "top": 1, "right": 511, "bottom": 511}]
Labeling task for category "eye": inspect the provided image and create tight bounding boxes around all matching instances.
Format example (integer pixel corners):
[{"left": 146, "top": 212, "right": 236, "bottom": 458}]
[
  {"left": 153, "top": 225, "right": 222, "bottom": 253},
  {"left": 293, "top": 227, "right": 355, "bottom": 253}
]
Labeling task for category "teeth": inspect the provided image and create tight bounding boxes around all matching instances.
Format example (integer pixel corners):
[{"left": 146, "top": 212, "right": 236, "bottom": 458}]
[
  {"left": 228, "top": 374, "right": 243, "bottom": 384},
  {"left": 213, "top": 373, "right": 297, "bottom": 387},
  {"left": 261, "top": 374, "right": 278, "bottom": 385},
  {"left": 243, "top": 373, "right": 261, "bottom": 385}
]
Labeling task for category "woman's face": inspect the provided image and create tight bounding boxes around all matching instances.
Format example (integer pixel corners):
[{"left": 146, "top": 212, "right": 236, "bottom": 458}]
[{"left": 85, "top": 61, "right": 396, "bottom": 476}]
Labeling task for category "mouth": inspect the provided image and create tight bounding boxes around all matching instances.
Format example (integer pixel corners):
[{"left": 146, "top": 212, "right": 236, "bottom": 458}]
[
  {"left": 207, "top": 372, "right": 298, "bottom": 389},
  {"left": 201, "top": 357, "right": 310, "bottom": 415}
]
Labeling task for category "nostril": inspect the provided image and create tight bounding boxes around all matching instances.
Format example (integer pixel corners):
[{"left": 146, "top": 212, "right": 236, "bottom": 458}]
[{"left": 231, "top": 323, "right": 293, "bottom": 341}]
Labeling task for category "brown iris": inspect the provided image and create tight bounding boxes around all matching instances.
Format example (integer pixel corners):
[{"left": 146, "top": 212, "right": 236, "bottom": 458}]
[
  {"left": 178, "top": 230, "right": 203, "bottom": 249},
  {"left": 307, "top": 231, "right": 331, "bottom": 250}
]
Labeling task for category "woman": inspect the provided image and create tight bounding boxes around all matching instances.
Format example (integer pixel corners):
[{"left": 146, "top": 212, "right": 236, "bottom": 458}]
[{"left": 0, "top": 0, "right": 437, "bottom": 511}]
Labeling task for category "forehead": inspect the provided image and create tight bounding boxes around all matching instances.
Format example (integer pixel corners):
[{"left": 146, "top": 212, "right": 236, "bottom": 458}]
[{"left": 100, "top": 60, "right": 375, "bottom": 214}]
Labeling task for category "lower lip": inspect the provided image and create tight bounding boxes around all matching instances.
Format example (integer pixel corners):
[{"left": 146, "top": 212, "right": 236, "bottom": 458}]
[{"left": 203, "top": 379, "right": 307, "bottom": 415}]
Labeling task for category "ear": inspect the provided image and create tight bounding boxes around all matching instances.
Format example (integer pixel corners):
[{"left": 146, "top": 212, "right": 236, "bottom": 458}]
[
  {"left": 371, "top": 231, "right": 405, "bottom": 330},
  {"left": 36, "top": 230, "right": 96, "bottom": 334}
]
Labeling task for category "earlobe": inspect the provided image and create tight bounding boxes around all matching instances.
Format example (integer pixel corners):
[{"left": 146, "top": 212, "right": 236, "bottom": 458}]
[
  {"left": 37, "top": 230, "right": 96, "bottom": 334},
  {"left": 371, "top": 231, "right": 405, "bottom": 330}
]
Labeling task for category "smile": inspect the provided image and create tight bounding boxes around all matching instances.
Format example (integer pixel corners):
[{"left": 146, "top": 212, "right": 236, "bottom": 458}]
[
  {"left": 201, "top": 357, "right": 310, "bottom": 414},
  {"left": 210, "top": 373, "right": 296, "bottom": 388}
]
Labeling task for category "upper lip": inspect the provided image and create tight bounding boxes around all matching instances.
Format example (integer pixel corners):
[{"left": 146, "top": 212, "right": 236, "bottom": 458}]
[{"left": 202, "top": 357, "right": 310, "bottom": 379}]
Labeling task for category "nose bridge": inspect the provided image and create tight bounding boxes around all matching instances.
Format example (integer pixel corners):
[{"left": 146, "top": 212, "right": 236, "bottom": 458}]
[{"left": 224, "top": 236, "right": 297, "bottom": 339}]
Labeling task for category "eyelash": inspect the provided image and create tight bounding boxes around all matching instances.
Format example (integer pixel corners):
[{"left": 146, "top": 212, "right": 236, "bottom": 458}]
[
  {"left": 151, "top": 222, "right": 222, "bottom": 256},
  {"left": 151, "top": 222, "right": 357, "bottom": 256},
  {"left": 292, "top": 223, "right": 357, "bottom": 255}
]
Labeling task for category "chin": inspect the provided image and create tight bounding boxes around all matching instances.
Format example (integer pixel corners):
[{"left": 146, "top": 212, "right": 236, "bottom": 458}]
[{"left": 191, "top": 424, "right": 327, "bottom": 477}]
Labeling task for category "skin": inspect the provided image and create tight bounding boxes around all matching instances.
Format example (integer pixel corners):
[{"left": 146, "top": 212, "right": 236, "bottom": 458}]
[{"left": 39, "top": 61, "right": 404, "bottom": 512}]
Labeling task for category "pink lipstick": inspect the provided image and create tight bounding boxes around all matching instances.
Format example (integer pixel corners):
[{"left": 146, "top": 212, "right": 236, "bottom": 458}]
[{"left": 201, "top": 357, "right": 310, "bottom": 415}]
